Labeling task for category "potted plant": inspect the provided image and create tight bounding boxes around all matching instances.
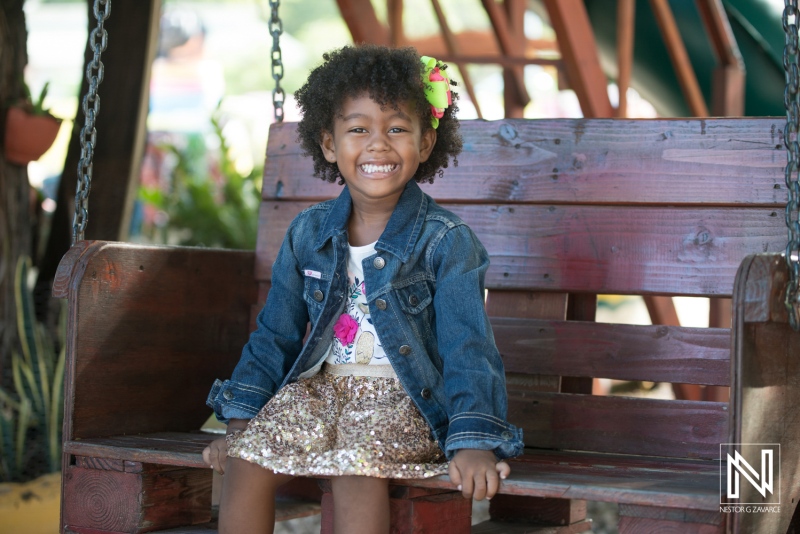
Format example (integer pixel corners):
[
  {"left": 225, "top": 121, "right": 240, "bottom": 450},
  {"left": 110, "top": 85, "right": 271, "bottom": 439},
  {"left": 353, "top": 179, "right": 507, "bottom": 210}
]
[{"left": 4, "top": 81, "right": 62, "bottom": 166}]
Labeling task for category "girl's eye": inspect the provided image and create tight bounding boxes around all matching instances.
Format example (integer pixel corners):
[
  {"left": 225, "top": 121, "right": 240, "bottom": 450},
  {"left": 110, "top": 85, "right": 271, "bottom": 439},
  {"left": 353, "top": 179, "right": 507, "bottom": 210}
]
[
  {"left": 389, "top": 127, "right": 406, "bottom": 133},
  {"left": 349, "top": 127, "right": 367, "bottom": 133}
]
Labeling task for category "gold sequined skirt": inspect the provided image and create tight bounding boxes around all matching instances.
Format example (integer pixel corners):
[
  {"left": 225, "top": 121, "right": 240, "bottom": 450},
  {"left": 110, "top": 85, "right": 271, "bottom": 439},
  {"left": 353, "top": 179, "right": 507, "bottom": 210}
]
[{"left": 226, "top": 364, "right": 448, "bottom": 479}]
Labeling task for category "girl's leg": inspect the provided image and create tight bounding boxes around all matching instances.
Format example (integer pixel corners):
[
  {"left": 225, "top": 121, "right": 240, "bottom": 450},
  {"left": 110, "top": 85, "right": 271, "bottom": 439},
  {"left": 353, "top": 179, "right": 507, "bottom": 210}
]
[
  {"left": 330, "top": 476, "right": 390, "bottom": 534},
  {"left": 219, "top": 457, "right": 294, "bottom": 534}
]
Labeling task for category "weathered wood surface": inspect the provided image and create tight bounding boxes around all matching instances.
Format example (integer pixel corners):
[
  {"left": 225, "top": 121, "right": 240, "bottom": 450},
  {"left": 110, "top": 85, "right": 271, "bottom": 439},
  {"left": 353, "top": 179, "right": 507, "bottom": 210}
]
[
  {"left": 729, "top": 254, "right": 800, "bottom": 534},
  {"left": 256, "top": 201, "right": 785, "bottom": 296},
  {"left": 493, "top": 318, "right": 730, "bottom": 385},
  {"left": 472, "top": 521, "right": 592, "bottom": 534},
  {"left": 262, "top": 119, "right": 785, "bottom": 205},
  {"left": 508, "top": 391, "right": 727, "bottom": 459},
  {"left": 62, "top": 432, "right": 721, "bottom": 511},
  {"left": 63, "top": 464, "right": 211, "bottom": 533},
  {"left": 55, "top": 241, "right": 256, "bottom": 440}
]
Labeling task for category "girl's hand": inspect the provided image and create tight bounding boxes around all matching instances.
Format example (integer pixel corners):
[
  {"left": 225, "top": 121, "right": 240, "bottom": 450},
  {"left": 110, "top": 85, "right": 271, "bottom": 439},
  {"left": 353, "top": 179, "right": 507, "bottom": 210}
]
[
  {"left": 202, "top": 418, "right": 249, "bottom": 475},
  {"left": 202, "top": 437, "right": 228, "bottom": 475},
  {"left": 448, "top": 449, "right": 510, "bottom": 501}
]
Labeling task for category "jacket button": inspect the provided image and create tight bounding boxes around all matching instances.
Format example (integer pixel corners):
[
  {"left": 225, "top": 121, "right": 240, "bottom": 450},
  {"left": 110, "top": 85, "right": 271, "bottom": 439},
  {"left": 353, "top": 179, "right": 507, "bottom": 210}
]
[
  {"left": 501, "top": 431, "right": 513, "bottom": 440},
  {"left": 408, "top": 294, "right": 419, "bottom": 306},
  {"left": 313, "top": 289, "right": 324, "bottom": 302},
  {"left": 421, "top": 388, "right": 432, "bottom": 400},
  {"left": 376, "top": 299, "right": 387, "bottom": 310},
  {"left": 399, "top": 344, "right": 412, "bottom": 355},
  {"left": 373, "top": 257, "right": 386, "bottom": 269},
  {"left": 223, "top": 390, "right": 234, "bottom": 401}
]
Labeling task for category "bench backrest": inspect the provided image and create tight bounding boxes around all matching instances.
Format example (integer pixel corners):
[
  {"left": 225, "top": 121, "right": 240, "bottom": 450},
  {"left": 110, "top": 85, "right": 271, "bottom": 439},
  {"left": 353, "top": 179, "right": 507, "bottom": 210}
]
[{"left": 257, "top": 118, "right": 786, "bottom": 460}]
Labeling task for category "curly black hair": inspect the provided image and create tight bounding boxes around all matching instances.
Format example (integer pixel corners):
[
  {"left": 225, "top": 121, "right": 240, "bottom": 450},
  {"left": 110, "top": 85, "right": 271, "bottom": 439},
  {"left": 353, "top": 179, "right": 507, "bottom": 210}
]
[{"left": 294, "top": 45, "right": 462, "bottom": 184}]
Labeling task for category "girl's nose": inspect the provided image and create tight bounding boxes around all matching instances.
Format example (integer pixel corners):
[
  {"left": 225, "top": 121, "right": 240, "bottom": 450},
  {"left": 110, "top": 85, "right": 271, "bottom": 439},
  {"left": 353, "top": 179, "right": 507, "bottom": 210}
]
[{"left": 367, "top": 131, "right": 390, "bottom": 152}]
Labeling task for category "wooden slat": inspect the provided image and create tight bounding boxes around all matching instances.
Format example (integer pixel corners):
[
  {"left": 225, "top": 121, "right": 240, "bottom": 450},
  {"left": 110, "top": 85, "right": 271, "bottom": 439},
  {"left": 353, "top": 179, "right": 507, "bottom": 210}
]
[
  {"left": 493, "top": 318, "right": 730, "bottom": 386},
  {"left": 508, "top": 392, "right": 728, "bottom": 459},
  {"left": 408, "top": 449, "right": 721, "bottom": 511},
  {"left": 262, "top": 119, "right": 784, "bottom": 205},
  {"left": 63, "top": 434, "right": 722, "bottom": 512},
  {"left": 256, "top": 202, "right": 785, "bottom": 296},
  {"left": 57, "top": 242, "right": 256, "bottom": 440},
  {"left": 65, "top": 432, "right": 214, "bottom": 469}
]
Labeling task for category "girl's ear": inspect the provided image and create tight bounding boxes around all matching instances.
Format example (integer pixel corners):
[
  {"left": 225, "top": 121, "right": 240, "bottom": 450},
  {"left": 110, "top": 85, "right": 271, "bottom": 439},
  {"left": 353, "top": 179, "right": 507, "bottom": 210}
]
[
  {"left": 320, "top": 131, "right": 337, "bottom": 163},
  {"left": 419, "top": 127, "right": 437, "bottom": 163}
]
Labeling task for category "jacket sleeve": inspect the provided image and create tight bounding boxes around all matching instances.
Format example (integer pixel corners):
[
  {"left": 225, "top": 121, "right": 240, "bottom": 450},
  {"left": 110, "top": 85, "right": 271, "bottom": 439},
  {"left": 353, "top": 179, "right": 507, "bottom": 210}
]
[
  {"left": 432, "top": 224, "right": 524, "bottom": 460},
  {"left": 206, "top": 221, "right": 310, "bottom": 423}
]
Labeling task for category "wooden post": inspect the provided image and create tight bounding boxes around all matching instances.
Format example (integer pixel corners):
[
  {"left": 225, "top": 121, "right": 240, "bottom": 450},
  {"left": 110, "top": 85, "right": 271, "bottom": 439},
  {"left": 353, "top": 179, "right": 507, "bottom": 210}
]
[
  {"left": 336, "top": 0, "right": 390, "bottom": 45},
  {"left": 36, "top": 0, "right": 160, "bottom": 322},
  {"left": 543, "top": 0, "right": 613, "bottom": 118},
  {"left": 616, "top": 0, "right": 635, "bottom": 117},
  {"left": 480, "top": 0, "right": 530, "bottom": 116},
  {"left": 649, "top": 0, "right": 709, "bottom": 116}
]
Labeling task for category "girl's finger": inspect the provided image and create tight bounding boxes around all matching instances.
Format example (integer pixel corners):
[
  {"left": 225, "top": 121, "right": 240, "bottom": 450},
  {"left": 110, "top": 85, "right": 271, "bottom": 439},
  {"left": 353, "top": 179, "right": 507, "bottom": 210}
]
[
  {"left": 459, "top": 471, "right": 475, "bottom": 499},
  {"left": 472, "top": 471, "right": 487, "bottom": 501},
  {"left": 202, "top": 446, "right": 212, "bottom": 467},
  {"left": 448, "top": 461, "right": 463, "bottom": 491},
  {"left": 485, "top": 468, "right": 500, "bottom": 500},
  {"left": 496, "top": 461, "right": 511, "bottom": 479}
]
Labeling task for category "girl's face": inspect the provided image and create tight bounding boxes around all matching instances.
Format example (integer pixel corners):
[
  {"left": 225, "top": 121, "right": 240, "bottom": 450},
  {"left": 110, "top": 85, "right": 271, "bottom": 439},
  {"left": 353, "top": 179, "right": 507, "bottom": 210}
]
[{"left": 320, "top": 94, "right": 436, "bottom": 206}]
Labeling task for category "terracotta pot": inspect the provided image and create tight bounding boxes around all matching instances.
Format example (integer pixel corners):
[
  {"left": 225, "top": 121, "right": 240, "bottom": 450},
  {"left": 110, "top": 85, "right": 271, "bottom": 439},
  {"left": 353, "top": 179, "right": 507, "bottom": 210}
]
[{"left": 4, "top": 106, "right": 62, "bottom": 165}]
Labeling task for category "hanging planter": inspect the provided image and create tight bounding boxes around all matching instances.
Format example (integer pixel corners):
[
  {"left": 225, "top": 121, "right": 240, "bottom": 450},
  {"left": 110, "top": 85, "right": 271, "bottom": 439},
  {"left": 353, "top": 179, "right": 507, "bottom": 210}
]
[{"left": 3, "top": 82, "right": 62, "bottom": 166}]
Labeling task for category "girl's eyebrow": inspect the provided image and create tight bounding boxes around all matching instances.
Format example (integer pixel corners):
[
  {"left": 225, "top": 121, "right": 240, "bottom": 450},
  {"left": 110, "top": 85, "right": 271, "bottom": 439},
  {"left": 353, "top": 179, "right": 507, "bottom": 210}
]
[{"left": 341, "top": 111, "right": 412, "bottom": 121}]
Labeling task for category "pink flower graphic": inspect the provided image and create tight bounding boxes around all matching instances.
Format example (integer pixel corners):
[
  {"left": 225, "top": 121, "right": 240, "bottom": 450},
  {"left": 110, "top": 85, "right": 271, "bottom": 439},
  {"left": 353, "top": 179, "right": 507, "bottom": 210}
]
[{"left": 333, "top": 313, "right": 358, "bottom": 345}]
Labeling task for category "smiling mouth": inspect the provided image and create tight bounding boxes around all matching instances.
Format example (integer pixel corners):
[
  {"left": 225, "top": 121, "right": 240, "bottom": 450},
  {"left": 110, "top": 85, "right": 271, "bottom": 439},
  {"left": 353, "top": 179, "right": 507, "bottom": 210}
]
[{"left": 360, "top": 163, "right": 397, "bottom": 174}]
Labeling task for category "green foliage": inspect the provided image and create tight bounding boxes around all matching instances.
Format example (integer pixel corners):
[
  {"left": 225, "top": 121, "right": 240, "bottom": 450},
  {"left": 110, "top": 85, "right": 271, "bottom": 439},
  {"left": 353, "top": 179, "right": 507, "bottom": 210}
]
[
  {"left": 21, "top": 80, "right": 52, "bottom": 116},
  {"left": 138, "top": 107, "right": 261, "bottom": 249},
  {"left": 0, "top": 257, "right": 65, "bottom": 482}
]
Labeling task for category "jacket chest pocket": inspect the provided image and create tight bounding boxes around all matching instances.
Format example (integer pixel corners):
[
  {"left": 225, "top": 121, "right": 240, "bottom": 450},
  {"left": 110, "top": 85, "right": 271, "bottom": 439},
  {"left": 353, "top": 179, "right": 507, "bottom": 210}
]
[
  {"left": 394, "top": 281, "right": 433, "bottom": 315},
  {"left": 304, "top": 276, "right": 330, "bottom": 321}
]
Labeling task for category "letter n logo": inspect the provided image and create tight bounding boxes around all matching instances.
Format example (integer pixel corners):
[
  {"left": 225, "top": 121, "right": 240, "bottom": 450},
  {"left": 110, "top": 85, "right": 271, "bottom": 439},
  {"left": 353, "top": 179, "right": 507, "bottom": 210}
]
[{"left": 721, "top": 443, "right": 780, "bottom": 505}]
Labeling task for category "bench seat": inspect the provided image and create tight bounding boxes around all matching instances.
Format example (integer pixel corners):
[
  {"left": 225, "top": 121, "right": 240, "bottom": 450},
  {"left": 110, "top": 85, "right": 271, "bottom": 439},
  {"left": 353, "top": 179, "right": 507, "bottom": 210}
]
[{"left": 64, "top": 431, "right": 720, "bottom": 512}]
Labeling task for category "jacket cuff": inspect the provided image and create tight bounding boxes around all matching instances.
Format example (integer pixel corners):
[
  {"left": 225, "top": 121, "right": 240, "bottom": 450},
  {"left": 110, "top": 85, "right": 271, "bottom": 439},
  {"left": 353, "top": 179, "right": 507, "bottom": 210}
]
[
  {"left": 206, "top": 379, "right": 271, "bottom": 424},
  {"left": 444, "top": 412, "right": 524, "bottom": 461}
]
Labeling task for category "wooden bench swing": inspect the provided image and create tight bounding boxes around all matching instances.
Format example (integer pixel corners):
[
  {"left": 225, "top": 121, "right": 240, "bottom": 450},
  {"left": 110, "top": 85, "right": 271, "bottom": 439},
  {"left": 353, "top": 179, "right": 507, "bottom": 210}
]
[{"left": 56, "top": 3, "right": 800, "bottom": 534}]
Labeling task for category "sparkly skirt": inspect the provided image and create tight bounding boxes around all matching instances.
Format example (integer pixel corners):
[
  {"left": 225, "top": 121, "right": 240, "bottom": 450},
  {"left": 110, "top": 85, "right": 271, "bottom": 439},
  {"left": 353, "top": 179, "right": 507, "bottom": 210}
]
[{"left": 226, "top": 364, "right": 448, "bottom": 479}]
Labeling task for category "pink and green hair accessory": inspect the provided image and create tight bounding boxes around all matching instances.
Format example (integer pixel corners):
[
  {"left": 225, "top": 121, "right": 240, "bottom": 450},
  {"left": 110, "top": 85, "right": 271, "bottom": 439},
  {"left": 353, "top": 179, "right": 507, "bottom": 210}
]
[{"left": 421, "top": 55, "right": 452, "bottom": 129}]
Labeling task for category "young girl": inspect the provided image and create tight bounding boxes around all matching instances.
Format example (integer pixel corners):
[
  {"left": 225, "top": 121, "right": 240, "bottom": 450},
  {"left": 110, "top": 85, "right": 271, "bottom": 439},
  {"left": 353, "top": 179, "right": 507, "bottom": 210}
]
[{"left": 203, "top": 45, "right": 523, "bottom": 534}]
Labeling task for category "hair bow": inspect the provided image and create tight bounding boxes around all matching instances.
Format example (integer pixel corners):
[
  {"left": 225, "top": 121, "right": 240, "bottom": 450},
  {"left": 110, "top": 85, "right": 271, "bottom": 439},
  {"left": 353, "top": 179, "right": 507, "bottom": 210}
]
[{"left": 421, "top": 56, "right": 452, "bottom": 129}]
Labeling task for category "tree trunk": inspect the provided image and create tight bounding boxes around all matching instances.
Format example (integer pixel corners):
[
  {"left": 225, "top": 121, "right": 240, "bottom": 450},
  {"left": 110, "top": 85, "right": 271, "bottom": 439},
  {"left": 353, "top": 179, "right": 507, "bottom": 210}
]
[{"left": 0, "top": 0, "right": 30, "bottom": 374}]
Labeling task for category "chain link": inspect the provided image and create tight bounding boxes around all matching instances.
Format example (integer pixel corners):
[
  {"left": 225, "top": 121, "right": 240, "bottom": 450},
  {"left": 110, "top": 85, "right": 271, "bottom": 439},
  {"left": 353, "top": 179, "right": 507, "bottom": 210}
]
[
  {"left": 72, "top": 0, "right": 110, "bottom": 245},
  {"left": 784, "top": 0, "right": 800, "bottom": 329},
  {"left": 269, "top": 0, "right": 285, "bottom": 123}
]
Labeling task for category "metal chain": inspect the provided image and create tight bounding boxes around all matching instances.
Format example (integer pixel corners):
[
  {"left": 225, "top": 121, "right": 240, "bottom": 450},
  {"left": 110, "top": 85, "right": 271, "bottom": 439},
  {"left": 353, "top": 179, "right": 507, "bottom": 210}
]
[
  {"left": 72, "top": 0, "right": 110, "bottom": 245},
  {"left": 269, "top": 0, "right": 285, "bottom": 123},
  {"left": 784, "top": 1, "right": 800, "bottom": 329}
]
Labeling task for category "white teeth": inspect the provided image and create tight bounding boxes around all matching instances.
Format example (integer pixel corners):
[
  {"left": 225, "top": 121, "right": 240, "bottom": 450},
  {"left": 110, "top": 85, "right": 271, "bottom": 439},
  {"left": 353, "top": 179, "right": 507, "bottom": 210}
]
[{"left": 361, "top": 164, "right": 395, "bottom": 174}]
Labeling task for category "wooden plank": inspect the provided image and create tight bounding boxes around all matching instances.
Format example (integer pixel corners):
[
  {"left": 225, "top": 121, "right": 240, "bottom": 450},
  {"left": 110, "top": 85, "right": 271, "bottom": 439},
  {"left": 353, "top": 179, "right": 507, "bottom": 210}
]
[
  {"left": 262, "top": 119, "right": 785, "bottom": 205},
  {"left": 508, "top": 392, "right": 728, "bottom": 459},
  {"left": 256, "top": 202, "right": 786, "bottom": 296},
  {"left": 492, "top": 318, "right": 730, "bottom": 386},
  {"left": 618, "top": 503, "right": 723, "bottom": 525},
  {"left": 405, "top": 449, "right": 721, "bottom": 511},
  {"left": 473, "top": 521, "right": 591, "bottom": 533},
  {"left": 489, "top": 495, "right": 587, "bottom": 525},
  {"left": 617, "top": 516, "right": 723, "bottom": 533},
  {"left": 56, "top": 243, "right": 256, "bottom": 440},
  {"left": 65, "top": 432, "right": 216, "bottom": 469}
]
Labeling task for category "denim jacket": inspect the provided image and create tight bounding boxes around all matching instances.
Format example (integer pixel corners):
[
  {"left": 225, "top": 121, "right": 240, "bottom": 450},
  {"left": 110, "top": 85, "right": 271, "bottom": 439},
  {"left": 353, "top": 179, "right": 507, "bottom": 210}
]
[{"left": 207, "top": 180, "right": 524, "bottom": 460}]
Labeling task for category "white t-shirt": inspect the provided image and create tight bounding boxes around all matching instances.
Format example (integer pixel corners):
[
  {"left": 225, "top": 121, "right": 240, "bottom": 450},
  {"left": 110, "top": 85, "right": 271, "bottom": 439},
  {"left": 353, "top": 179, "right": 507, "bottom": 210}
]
[{"left": 323, "top": 242, "right": 390, "bottom": 366}]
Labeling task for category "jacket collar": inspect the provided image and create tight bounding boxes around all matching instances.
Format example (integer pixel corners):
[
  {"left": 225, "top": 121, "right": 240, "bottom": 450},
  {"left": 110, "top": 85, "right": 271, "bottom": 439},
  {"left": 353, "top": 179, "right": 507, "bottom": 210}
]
[{"left": 314, "top": 180, "right": 428, "bottom": 263}]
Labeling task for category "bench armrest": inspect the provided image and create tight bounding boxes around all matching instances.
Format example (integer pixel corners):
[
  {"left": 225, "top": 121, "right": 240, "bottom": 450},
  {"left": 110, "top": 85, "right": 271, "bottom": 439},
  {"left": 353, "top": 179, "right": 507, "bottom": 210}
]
[
  {"left": 55, "top": 241, "right": 257, "bottom": 440},
  {"left": 730, "top": 253, "right": 800, "bottom": 533}
]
